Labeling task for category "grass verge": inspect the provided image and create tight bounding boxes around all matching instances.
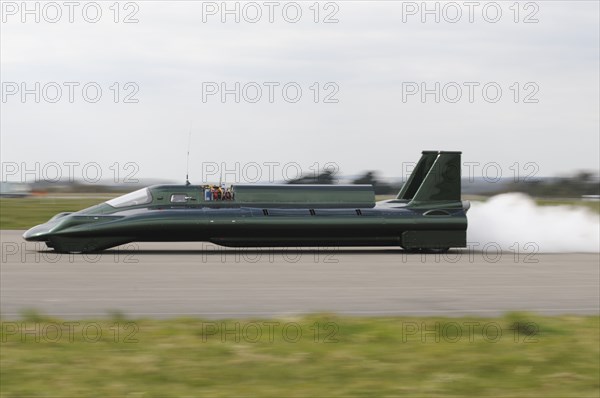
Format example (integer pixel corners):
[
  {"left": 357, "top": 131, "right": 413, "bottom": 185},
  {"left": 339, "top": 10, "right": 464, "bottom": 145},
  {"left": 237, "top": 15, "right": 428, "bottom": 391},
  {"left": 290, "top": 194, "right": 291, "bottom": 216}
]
[
  {"left": 0, "top": 198, "right": 103, "bottom": 229},
  {"left": 1, "top": 313, "right": 598, "bottom": 397},
  {"left": 533, "top": 198, "right": 600, "bottom": 214}
]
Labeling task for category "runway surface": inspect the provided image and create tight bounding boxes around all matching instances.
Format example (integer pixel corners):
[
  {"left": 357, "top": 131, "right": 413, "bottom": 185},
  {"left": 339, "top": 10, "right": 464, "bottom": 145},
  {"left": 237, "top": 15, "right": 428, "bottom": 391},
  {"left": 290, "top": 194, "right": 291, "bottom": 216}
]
[{"left": 1, "top": 230, "right": 599, "bottom": 319}]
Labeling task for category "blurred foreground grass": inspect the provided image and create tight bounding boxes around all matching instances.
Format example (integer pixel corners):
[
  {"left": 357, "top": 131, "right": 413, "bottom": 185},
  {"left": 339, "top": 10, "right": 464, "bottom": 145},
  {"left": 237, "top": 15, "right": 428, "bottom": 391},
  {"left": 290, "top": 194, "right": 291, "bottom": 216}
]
[
  {"left": 1, "top": 196, "right": 598, "bottom": 230},
  {"left": 1, "top": 313, "right": 598, "bottom": 397}
]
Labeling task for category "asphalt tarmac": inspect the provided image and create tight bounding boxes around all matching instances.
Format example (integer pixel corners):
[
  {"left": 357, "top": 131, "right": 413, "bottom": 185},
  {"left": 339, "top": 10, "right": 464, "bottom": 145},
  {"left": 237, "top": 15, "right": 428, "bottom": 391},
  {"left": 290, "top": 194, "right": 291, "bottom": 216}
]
[{"left": 1, "top": 230, "right": 598, "bottom": 319}]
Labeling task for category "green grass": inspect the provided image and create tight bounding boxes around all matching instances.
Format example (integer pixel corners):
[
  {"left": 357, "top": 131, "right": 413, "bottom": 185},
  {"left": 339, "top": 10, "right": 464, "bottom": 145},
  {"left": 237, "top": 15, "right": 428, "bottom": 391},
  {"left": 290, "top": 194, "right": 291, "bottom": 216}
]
[
  {"left": 0, "top": 197, "right": 105, "bottom": 229},
  {"left": 1, "top": 313, "right": 598, "bottom": 397},
  {"left": 534, "top": 199, "right": 600, "bottom": 214}
]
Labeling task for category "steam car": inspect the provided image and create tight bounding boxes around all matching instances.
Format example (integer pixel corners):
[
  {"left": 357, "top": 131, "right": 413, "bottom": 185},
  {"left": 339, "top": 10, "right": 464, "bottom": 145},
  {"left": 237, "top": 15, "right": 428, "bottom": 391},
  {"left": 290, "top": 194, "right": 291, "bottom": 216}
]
[{"left": 24, "top": 151, "right": 469, "bottom": 253}]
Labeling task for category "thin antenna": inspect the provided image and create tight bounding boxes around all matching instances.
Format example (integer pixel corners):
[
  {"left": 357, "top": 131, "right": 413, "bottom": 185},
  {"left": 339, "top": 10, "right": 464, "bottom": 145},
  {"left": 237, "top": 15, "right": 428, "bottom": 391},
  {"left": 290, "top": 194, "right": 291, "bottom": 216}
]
[{"left": 185, "top": 122, "right": 192, "bottom": 186}]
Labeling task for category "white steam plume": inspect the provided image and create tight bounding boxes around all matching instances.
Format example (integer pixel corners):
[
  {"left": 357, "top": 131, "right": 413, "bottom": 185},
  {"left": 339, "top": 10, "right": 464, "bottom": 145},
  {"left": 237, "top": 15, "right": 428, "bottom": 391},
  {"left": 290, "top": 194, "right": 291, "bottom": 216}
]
[{"left": 468, "top": 193, "right": 600, "bottom": 253}]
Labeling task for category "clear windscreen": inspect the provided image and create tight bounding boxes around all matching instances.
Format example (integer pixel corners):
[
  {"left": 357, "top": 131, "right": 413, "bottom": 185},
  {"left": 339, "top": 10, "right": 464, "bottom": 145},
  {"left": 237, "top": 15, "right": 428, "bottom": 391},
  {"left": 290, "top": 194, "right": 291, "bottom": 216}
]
[{"left": 106, "top": 188, "right": 152, "bottom": 208}]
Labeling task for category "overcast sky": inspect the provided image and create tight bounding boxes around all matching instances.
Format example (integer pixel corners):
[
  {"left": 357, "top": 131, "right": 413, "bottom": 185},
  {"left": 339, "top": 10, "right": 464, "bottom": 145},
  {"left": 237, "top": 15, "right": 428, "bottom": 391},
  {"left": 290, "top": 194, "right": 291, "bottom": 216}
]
[{"left": 1, "top": 1, "right": 598, "bottom": 184}]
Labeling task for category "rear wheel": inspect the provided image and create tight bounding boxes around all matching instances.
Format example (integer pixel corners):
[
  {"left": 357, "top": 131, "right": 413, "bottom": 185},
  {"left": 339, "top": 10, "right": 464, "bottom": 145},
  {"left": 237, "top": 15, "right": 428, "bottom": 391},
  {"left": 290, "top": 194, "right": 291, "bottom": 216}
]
[
  {"left": 403, "top": 247, "right": 450, "bottom": 254},
  {"left": 427, "top": 247, "right": 450, "bottom": 254}
]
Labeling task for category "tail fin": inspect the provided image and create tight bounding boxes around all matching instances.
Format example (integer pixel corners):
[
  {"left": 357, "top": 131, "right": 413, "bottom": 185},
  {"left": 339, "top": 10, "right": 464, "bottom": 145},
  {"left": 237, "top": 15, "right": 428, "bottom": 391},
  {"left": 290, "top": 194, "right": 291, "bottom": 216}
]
[{"left": 397, "top": 151, "right": 462, "bottom": 206}]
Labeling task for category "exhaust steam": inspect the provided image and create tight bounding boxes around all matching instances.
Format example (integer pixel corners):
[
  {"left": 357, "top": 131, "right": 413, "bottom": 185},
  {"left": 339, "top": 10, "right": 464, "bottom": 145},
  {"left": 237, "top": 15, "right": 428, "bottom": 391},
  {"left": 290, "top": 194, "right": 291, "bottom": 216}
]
[{"left": 468, "top": 193, "right": 600, "bottom": 253}]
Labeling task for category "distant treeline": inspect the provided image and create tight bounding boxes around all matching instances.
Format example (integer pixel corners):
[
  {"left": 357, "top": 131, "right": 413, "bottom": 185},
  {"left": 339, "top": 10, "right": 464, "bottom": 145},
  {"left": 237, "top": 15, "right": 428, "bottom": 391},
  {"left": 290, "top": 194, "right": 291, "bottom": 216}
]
[
  {"left": 500, "top": 171, "right": 600, "bottom": 198},
  {"left": 287, "top": 169, "right": 600, "bottom": 198},
  {"left": 287, "top": 170, "right": 400, "bottom": 195},
  {"left": 9, "top": 170, "right": 598, "bottom": 199}
]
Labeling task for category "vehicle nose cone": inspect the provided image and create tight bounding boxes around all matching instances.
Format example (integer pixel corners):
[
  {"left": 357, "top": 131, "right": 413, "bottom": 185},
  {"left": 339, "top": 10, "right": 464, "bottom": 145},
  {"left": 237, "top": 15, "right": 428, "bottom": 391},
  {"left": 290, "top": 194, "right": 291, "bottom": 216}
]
[{"left": 23, "top": 224, "right": 51, "bottom": 241}]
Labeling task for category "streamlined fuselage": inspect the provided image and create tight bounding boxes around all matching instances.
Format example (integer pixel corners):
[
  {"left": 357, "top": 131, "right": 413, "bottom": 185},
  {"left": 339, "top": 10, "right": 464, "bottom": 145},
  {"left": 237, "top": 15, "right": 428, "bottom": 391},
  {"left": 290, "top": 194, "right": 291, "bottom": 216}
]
[{"left": 23, "top": 151, "right": 469, "bottom": 253}]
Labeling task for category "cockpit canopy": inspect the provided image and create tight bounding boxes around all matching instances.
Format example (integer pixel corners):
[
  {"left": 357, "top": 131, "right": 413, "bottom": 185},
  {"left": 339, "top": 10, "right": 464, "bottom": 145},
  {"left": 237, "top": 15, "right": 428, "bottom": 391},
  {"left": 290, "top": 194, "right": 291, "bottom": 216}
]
[{"left": 106, "top": 188, "right": 152, "bottom": 208}]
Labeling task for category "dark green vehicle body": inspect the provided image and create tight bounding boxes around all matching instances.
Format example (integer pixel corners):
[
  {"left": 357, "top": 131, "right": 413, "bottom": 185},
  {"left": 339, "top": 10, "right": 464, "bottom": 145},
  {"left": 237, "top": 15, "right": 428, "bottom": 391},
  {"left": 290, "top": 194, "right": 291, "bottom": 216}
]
[{"left": 23, "top": 151, "right": 469, "bottom": 253}]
